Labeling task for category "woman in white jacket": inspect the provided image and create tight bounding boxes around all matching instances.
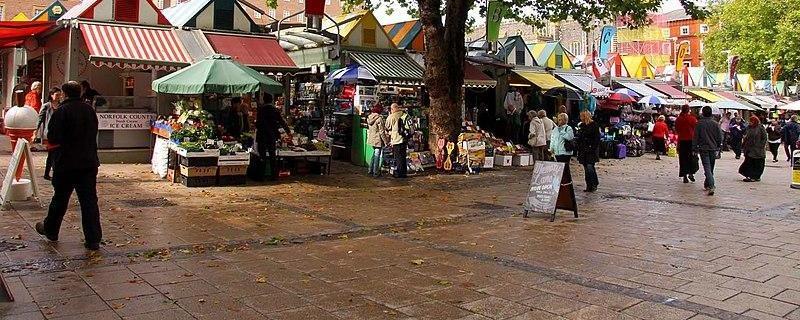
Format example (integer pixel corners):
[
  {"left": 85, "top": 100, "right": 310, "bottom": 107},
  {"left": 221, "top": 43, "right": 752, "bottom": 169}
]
[{"left": 527, "top": 111, "right": 547, "bottom": 161}]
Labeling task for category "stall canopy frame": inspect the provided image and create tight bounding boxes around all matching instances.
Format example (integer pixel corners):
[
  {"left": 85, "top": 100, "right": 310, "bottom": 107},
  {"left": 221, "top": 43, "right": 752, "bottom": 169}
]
[{"left": 349, "top": 51, "right": 424, "bottom": 86}]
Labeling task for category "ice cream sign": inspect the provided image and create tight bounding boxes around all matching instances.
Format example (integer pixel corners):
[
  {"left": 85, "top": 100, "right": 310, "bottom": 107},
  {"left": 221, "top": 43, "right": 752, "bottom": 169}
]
[{"left": 97, "top": 113, "right": 156, "bottom": 130}]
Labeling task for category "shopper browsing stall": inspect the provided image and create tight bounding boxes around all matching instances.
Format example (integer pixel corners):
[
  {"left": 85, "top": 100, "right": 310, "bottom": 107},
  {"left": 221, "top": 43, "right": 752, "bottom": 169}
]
[
  {"left": 224, "top": 97, "right": 249, "bottom": 141},
  {"left": 367, "top": 104, "right": 389, "bottom": 177},
  {"left": 386, "top": 103, "right": 409, "bottom": 178},
  {"left": 527, "top": 110, "right": 547, "bottom": 161},
  {"left": 550, "top": 113, "right": 575, "bottom": 183},
  {"left": 652, "top": 115, "right": 668, "bottom": 160},
  {"left": 256, "top": 95, "right": 290, "bottom": 181}
]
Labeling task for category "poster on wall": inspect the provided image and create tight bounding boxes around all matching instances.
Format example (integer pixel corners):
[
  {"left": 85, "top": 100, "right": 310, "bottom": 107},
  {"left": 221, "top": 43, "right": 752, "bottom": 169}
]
[{"left": 97, "top": 113, "right": 156, "bottom": 130}]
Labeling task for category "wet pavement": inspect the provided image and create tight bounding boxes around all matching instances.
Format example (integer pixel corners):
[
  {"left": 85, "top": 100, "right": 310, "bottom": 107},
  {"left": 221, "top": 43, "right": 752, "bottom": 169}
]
[{"left": 0, "top": 138, "right": 799, "bottom": 320}]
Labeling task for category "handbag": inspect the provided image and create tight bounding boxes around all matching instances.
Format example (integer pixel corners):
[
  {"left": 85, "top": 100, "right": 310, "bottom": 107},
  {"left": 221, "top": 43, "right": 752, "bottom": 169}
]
[{"left": 564, "top": 139, "right": 575, "bottom": 152}]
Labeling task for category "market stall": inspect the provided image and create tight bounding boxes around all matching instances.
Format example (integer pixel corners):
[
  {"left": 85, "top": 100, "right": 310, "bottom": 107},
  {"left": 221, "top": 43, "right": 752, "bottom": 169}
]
[{"left": 150, "top": 55, "right": 325, "bottom": 186}]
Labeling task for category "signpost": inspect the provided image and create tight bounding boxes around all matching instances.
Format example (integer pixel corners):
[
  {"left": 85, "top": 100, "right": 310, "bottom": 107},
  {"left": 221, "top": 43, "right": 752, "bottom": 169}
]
[
  {"left": 0, "top": 138, "right": 40, "bottom": 209},
  {"left": 523, "top": 161, "right": 578, "bottom": 221}
]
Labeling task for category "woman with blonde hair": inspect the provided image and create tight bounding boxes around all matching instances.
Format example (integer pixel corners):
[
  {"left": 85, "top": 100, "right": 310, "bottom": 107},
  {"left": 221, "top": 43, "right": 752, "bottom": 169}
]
[
  {"left": 550, "top": 112, "right": 575, "bottom": 182},
  {"left": 577, "top": 111, "right": 600, "bottom": 192}
]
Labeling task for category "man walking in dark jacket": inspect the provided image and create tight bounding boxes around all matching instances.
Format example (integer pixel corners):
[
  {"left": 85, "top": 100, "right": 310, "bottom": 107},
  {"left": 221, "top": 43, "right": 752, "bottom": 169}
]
[
  {"left": 782, "top": 115, "right": 799, "bottom": 161},
  {"left": 693, "top": 106, "right": 723, "bottom": 196},
  {"left": 35, "top": 81, "right": 102, "bottom": 250},
  {"left": 255, "top": 95, "right": 289, "bottom": 181}
]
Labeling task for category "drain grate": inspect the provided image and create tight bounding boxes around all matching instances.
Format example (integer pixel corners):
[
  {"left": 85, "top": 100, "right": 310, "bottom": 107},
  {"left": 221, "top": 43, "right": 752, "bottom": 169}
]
[
  {"left": 461, "top": 201, "right": 511, "bottom": 211},
  {"left": 119, "top": 198, "right": 176, "bottom": 208}
]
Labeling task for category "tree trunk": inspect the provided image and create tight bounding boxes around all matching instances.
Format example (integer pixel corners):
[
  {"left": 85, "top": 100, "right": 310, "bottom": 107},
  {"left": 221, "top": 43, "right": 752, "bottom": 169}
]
[{"left": 418, "top": 0, "right": 471, "bottom": 143}]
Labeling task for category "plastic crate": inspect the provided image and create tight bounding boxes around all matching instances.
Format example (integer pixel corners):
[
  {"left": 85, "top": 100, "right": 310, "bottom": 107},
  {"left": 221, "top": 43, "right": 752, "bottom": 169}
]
[{"left": 180, "top": 156, "right": 219, "bottom": 167}]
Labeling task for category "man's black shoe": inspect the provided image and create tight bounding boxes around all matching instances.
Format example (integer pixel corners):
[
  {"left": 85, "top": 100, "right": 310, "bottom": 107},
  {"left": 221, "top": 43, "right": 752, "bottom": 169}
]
[
  {"left": 688, "top": 174, "right": 695, "bottom": 182},
  {"left": 43, "top": 175, "right": 51, "bottom": 181},
  {"left": 84, "top": 242, "right": 100, "bottom": 250},
  {"left": 35, "top": 222, "right": 58, "bottom": 241}
]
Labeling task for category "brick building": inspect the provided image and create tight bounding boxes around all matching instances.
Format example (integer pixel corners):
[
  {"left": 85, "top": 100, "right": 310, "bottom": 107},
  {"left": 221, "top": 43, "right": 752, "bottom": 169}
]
[
  {"left": 0, "top": 0, "right": 80, "bottom": 21},
  {"left": 664, "top": 9, "right": 707, "bottom": 68}
]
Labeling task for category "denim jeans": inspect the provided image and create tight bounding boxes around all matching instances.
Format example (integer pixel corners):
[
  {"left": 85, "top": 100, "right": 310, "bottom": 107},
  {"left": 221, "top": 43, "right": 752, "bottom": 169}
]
[
  {"left": 583, "top": 163, "right": 599, "bottom": 188},
  {"left": 699, "top": 150, "right": 717, "bottom": 190},
  {"left": 369, "top": 147, "right": 383, "bottom": 176}
]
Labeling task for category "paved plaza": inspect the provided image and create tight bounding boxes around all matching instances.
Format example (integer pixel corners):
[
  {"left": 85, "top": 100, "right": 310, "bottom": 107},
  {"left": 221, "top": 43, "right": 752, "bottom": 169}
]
[{"left": 1, "top": 142, "right": 799, "bottom": 320}]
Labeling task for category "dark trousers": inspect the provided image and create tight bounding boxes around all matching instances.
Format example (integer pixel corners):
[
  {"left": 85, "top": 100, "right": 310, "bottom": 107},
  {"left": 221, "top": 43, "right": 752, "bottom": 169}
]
[
  {"left": 392, "top": 142, "right": 408, "bottom": 178},
  {"left": 678, "top": 140, "right": 698, "bottom": 177},
  {"left": 769, "top": 143, "right": 780, "bottom": 160},
  {"left": 554, "top": 155, "right": 572, "bottom": 183},
  {"left": 740, "top": 157, "right": 766, "bottom": 180},
  {"left": 582, "top": 163, "right": 598, "bottom": 189},
  {"left": 730, "top": 138, "right": 743, "bottom": 157},
  {"left": 44, "top": 167, "right": 101, "bottom": 244},
  {"left": 785, "top": 141, "right": 797, "bottom": 161},
  {"left": 257, "top": 141, "right": 278, "bottom": 181},
  {"left": 699, "top": 150, "right": 717, "bottom": 190},
  {"left": 44, "top": 151, "right": 54, "bottom": 177}
]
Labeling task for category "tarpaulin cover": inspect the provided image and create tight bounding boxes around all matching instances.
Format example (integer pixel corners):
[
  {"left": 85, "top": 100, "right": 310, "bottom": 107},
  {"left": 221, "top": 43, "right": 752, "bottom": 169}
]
[
  {"left": 0, "top": 21, "right": 56, "bottom": 48},
  {"left": 152, "top": 54, "right": 282, "bottom": 94}
]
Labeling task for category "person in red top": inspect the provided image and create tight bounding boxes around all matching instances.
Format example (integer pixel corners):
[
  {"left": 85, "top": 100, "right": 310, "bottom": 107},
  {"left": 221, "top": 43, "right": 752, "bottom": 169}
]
[
  {"left": 675, "top": 105, "right": 699, "bottom": 183},
  {"left": 652, "top": 115, "right": 669, "bottom": 160},
  {"left": 25, "top": 81, "right": 42, "bottom": 113}
]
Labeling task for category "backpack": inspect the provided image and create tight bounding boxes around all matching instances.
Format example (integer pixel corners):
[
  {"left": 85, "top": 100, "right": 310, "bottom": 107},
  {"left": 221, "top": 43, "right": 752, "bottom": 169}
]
[{"left": 398, "top": 113, "right": 416, "bottom": 139}]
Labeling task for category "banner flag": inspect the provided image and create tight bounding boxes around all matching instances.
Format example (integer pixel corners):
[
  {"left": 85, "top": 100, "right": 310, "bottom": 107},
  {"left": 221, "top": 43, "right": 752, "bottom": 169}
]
[
  {"left": 675, "top": 42, "right": 689, "bottom": 71},
  {"left": 598, "top": 26, "right": 616, "bottom": 60},
  {"left": 486, "top": 0, "right": 505, "bottom": 43}
]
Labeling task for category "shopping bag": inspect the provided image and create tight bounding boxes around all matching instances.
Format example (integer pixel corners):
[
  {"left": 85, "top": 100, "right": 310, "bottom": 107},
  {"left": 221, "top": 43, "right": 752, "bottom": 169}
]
[{"left": 667, "top": 145, "right": 678, "bottom": 157}]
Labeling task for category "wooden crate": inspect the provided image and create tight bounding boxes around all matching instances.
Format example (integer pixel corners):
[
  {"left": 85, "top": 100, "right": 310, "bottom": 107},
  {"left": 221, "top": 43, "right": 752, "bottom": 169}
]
[
  {"left": 179, "top": 175, "right": 216, "bottom": 187},
  {"left": 218, "top": 165, "right": 248, "bottom": 176},
  {"left": 179, "top": 165, "right": 217, "bottom": 177}
]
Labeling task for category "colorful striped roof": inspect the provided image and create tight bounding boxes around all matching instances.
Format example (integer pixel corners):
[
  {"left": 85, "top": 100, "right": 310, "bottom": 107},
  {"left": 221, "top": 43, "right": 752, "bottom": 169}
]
[{"left": 383, "top": 19, "right": 422, "bottom": 50}]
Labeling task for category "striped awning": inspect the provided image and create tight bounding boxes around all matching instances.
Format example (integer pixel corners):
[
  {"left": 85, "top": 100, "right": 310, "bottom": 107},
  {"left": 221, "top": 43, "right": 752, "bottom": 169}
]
[
  {"left": 79, "top": 22, "right": 192, "bottom": 71},
  {"left": 616, "top": 81, "right": 667, "bottom": 98},
  {"left": 688, "top": 89, "right": 725, "bottom": 102},
  {"left": 349, "top": 51, "right": 424, "bottom": 86}
]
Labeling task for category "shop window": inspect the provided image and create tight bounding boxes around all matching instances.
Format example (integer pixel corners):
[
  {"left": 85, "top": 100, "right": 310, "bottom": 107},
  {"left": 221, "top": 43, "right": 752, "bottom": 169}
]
[
  {"left": 363, "top": 28, "right": 376, "bottom": 46},
  {"left": 700, "top": 24, "right": 709, "bottom": 34},
  {"left": 680, "top": 26, "right": 689, "bottom": 36}
]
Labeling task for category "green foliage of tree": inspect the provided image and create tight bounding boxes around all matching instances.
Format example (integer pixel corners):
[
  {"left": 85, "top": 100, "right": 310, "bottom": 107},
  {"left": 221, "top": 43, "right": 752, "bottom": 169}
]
[
  {"left": 704, "top": 0, "right": 800, "bottom": 80},
  {"left": 340, "top": 0, "right": 705, "bottom": 140}
]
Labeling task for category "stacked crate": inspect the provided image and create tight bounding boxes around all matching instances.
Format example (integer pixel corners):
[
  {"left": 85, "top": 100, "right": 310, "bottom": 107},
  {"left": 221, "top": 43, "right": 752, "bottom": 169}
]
[
  {"left": 217, "top": 152, "right": 249, "bottom": 186},
  {"left": 177, "top": 148, "right": 219, "bottom": 187}
]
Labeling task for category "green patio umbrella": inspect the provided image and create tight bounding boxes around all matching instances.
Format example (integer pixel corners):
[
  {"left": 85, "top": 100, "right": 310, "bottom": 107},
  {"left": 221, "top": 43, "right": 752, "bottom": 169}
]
[{"left": 152, "top": 54, "right": 283, "bottom": 95}]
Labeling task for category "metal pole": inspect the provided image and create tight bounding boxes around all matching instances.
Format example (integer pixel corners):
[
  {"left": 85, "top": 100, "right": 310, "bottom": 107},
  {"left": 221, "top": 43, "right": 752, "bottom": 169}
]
[
  {"left": 323, "top": 13, "right": 341, "bottom": 66},
  {"left": 276, "top": 11, "right": 305, "bottom": 41}
]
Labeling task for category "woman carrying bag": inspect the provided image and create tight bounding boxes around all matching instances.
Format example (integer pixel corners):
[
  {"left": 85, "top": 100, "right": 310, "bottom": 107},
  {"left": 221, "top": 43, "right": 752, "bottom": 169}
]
[
  {"left": 577, "top": 111, "right": 600, "bottom": 192},
  {"left": 367, "top": 104, "right": 390, "bottom": 177},
  {"left": 739, "top": 116, "right": 768, "bottom": 182},
  {"left": 550, "top": 113, "right": 575, "bottom": 183},
  {"left": 527, "top": 110, "right": 547, "bottom": 161}
]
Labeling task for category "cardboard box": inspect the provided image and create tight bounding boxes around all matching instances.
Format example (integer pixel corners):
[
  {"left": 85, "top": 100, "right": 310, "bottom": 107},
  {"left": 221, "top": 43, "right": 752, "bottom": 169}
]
[
  {"left": 179, "top": 165, "right": 218, "bottom": 177},
  {"left": 494, "top": 155, "right": 512, "bottom": 167},
  {"left": 179, "top": 175, "right": 216, "bottom": 188},
  {"left": 513, "top": 154, "right": 532, "bottom": 166},
  {"left": 218, "top": 165, "right": 248, "bottom": 176},
  {"left": 483, "top": 156, "right": 494, "bottom": 169}
]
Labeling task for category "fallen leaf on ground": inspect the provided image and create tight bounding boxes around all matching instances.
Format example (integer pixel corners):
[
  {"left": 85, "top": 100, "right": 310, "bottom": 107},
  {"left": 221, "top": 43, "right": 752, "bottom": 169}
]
[{"left": 410, "top": 259, "right": 424, "bottom": 265}]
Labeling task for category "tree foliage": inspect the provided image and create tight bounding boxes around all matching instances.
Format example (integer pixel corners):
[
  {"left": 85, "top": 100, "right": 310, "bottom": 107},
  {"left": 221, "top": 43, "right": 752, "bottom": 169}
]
[{"left": 704, "top": 0, "right": 800, "bottom": 80}]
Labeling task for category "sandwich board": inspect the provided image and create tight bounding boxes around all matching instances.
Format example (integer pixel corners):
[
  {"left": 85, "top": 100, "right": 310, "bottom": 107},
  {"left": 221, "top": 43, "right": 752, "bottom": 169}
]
[{"left": 522, "top": 161, "right": 578, "bottom": 221}]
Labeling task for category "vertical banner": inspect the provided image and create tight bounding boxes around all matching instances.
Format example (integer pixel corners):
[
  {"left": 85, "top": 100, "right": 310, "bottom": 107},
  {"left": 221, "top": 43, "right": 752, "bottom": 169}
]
[
  {"left": 598, "top": 25, "right": 616, "bottom": 60},
  {"left": 591, "top": 49, "right": 608, "bottom": 79},
  {"left": 771, "top": 63, "right": 782, "bottom": 87},
  {"left": 486, "top": 0, "right": 504, "bottom": 43},
  {"left": 675, "top": 42, "right": 689, "bottom": 71},
  {"left": 727, "top": 55, "right": 740, "bottom": 89}
]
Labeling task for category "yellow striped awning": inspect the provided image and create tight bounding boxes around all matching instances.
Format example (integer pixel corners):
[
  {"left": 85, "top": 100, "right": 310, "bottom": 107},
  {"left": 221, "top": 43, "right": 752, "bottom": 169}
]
[
  {"left": 688, "top": 89, "right": 725, "bottom": 102},
  {"left": 510, "top": 70, "right": 566, "bottom": 90}
]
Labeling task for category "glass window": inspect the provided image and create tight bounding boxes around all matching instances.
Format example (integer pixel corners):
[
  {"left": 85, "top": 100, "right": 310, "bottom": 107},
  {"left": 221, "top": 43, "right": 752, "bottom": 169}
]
[
  {"left": 680, "top": 26, "right": 689, "bottom": 36},
  {"left": 283, "top": 10, "right": 289, "bottom": 18},
  {"left": 269, "top": 9, "right": 275, "bottom": 17},
  {"left": 700, "top": 24, "right": 709, "bottom": 34},
  {"left": 254, "top": 11, "right": 262, "bottom": 19}
]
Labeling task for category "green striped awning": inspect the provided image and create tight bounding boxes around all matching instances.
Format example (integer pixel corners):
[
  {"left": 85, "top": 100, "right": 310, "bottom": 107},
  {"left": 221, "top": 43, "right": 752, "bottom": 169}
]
[{"left": 349, "top": 51, "right": 424, "bottom": 86}]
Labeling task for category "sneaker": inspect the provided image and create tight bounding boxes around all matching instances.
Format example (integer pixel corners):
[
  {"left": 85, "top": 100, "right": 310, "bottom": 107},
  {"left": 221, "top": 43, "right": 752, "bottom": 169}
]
[
  {"left": 84, "top": 242, "right": 100, "bottom": 251},
  {"left": 35, "top": 222, "right": 58, "bottom": 241}
]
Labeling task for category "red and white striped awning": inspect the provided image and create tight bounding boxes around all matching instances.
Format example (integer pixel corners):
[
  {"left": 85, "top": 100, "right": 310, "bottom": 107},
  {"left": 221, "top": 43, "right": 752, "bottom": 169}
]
[{"left": 79, "top": 22, "right": 192, "bottom": 71}]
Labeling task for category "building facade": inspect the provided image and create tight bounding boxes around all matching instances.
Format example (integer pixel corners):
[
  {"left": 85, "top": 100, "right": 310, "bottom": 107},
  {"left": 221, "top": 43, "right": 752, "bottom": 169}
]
[
  {"left": 0, "top": 0, "right": 79, "bottom": 21},
  {"left": 665, "top": 9, "right": 707, "bottom": 67}
]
